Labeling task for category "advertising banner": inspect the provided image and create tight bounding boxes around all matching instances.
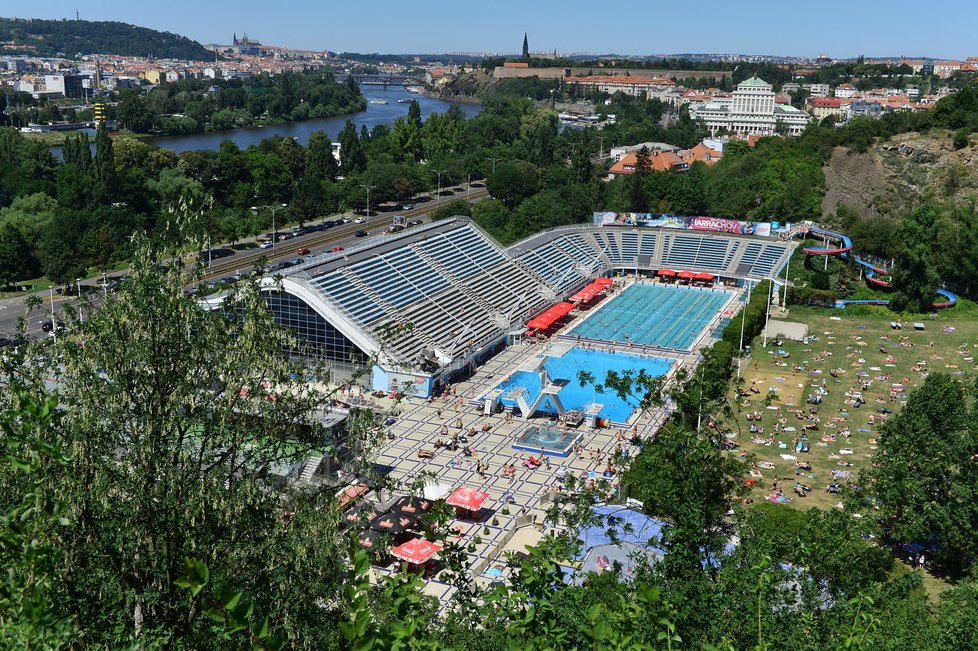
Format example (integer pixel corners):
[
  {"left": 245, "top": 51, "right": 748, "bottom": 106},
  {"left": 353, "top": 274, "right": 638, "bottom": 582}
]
[
  {"left": 688, "top": 216, "right": 754, "bottom": 234},
  {"left": 593, "top": 213, "right": 774, "bottom": 238}
]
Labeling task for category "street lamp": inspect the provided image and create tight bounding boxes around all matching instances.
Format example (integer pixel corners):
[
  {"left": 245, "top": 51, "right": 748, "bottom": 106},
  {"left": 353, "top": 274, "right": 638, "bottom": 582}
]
[
  {"left": 359, "top": 184, "right": 375, "bottom": 224},
  {"left": 434, "top": 170, "right": 447, "bottom": 204},
  {"left": 486, "top": 157, "right": 502, "bottom": 175},
  {"left": 251, "top": 203, "right": 288, "bottom": 254},
  {"left": 76, "top": 277, "right": 84, "bottom": 323},
  {"left": 49, "top": 287, "right": 56, "bottom": 342},
  {"left": 736, "top": 281, "right": 753, "bottom": 380},
  {"left": 762, "top": 278, "right": 775, "bottom": 348}
]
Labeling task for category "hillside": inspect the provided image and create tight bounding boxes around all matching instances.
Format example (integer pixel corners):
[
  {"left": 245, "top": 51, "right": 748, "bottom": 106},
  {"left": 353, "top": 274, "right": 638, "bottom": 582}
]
[
  {"left": 823, "top": 130, "right": 978, "bottom": 220},
  {"left": 0, "top": 17, "right": 213, "bottom": 60}
]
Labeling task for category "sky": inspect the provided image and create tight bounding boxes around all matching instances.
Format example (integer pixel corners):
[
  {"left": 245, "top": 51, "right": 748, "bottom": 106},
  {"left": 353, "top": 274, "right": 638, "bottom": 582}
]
[{"left": 15, "top": 0, "right": 978, "bottom": 59}]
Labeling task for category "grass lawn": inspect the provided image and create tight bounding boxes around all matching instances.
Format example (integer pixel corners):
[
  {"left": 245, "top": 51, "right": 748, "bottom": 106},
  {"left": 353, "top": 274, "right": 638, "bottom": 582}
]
[{"left": 723, "top": 300, "right": 978, "bottom": 511}]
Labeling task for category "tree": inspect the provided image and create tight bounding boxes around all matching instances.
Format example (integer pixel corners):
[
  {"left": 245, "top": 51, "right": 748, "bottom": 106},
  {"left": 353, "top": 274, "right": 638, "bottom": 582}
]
[
  {"left": 486, "top": 161, "right": 539, "bottom": 208},
  {"left": 629, "top": 172, "right": 648, "bottom": 212},
  {"left": 0, "top": 393, "right": 78, "bottom": 649},
  {"left": 2, "top": 234, "right": 386, "bottom": 647},
  {"left": 40, "top": 224, "right": 87, "bottom": 286},
  {"left": 0, "top": 222, "right": 37, "bottom": 286},
  {"left": 430, "top": 198, "right": 471, "bottom": 222},
  {"left": 624, "top": 423, "right": 746, "bottom": 638},
  {"left": 338, "top": 120, "right": 366, "bottom": 174},
  {"left": 864, "top": 373, "right": 978, "bottom": 578},
  {"left": 890, "top": 242, "right": 940, "bottom": 313},
  {"left": 93, "top": 122, "right": 115, "bottom": 191},
  {"left": 305, "top": 130, "right": 338, "bottom": 182}
]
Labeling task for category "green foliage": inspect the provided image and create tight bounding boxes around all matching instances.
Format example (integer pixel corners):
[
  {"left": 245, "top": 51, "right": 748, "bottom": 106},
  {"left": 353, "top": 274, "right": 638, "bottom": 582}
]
[
  {"left": 0, "top": 16, "right": 213, "bottom": 59},
  {"left": 863, "top": 373, "right": 978, "bottom": 579},
  {"left": 430, "top": 198, "right": 472, "bottom": 222},
  {"left": 722, "top": 280, "right": 773, "bottom": 350},
  {"left": 0, "top": 393, "right": 77, "bottom": 649},
  {"left": 0, "top": 232, "right": 390, "bottom": 647},
  {"left": 487, "top": 161, "right": 540, "bottom": 208}
]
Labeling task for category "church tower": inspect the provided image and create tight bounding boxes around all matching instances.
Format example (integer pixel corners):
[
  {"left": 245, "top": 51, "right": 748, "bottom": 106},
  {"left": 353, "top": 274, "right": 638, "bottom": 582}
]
[{"left": 522, "top": 33, "right": 529, "bottom": 59}]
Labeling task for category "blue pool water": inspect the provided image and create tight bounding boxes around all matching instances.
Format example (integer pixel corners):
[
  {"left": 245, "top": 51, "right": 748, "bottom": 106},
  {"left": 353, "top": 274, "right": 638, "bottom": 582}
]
[
  {"left": 568, "top": 283, "right": 731, "bottom": 350},
  {"left": 494, "top": 348, "right": 672, "bottom": 423},
  {"left": 514, "top": 424, "right": 581, "bottom": 456}
]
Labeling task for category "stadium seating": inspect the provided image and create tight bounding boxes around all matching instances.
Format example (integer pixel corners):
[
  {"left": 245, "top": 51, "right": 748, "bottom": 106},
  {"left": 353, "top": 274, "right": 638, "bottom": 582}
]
[{"left": 298, "top": 220, "right": 795, "bottom": 365}]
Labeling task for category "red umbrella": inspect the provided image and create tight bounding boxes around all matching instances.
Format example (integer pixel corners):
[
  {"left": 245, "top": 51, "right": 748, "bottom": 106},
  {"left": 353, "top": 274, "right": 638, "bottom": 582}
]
[
  {"left": 694, "top": 272, "right": 715, "bottom": 281},
  {"left": 445, "top": 486, "right": 490, "bottom": 512},
  {"left": 527, "top": 315, "right": 555, "bottom": 330},
  {"left": 657, "top": 269, "right": 677, "bottom": 277},
  {"left": 677, "top": 270, "right": 697, "bottom": 279},
  {"left": 390, "top": 537, "right": 442, "bottom": 564},
  {"left": 594, "top": 277, "right": 613, "bottom": 286}
]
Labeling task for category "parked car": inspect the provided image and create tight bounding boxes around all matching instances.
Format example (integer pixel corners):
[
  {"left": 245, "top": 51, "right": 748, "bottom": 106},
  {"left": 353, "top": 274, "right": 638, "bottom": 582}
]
[
  {"left": 296, "top": 247, "right": 310, "bottom": 255},
  {"left": 354, "top": 217, "right": 366, "bottom": 224},
  {"left": 259, "top": 240, "right": 273, "bottom": 249}
]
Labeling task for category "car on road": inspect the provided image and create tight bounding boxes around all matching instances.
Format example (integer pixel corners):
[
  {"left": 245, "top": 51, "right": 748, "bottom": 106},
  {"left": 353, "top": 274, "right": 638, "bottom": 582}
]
[
  {"left": 403, "top": 203, "right": 414, "bottom": 210},
  {"left": 408, "top": 219, "right": 423, "bottom": 226},
  {"left": 296, "top": 247, "right": 310, "bottom": 255},
  {"left": 354, "top": 217, "right": 366, "bottom": 224},
  {"left": 259, "top": 240, "right": 273, "bottom": 249},
  {"left": 41, "top": 320, "right": 65, "bottom": 334},
  {"left": 332, "top": 245, "right": 344, "bottom": 252},
  {"left": 355, "top": 230, "right": 369, "bottom": 237},
  {"left": 387, "top": 225, "right": 404, "bottom": 234}
]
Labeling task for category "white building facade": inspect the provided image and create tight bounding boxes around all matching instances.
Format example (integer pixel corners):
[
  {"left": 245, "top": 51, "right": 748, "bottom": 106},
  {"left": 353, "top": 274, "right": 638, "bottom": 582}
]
[{"left": 688, "top": 77, "right": 811, "bottom": 137}]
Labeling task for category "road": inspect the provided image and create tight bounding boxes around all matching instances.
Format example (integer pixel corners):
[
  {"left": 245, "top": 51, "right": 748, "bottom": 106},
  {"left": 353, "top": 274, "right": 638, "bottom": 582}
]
[{"left": 0, "top": 185, "right": 489, "bottom": 340}]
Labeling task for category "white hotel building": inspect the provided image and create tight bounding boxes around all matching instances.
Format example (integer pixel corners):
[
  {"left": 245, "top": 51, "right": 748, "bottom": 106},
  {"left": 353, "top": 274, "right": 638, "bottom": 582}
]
[{"left": 689, "top": 77, "right": 811, "bottom": 137}]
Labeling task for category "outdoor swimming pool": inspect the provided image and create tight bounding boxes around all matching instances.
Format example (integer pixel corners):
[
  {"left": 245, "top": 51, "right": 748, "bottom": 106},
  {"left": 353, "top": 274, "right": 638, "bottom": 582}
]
[
  {"left": 493, "top": 347, "right": 672, "bottom": 424},
  {"left": 513, "top": 424, "right": 582, "bottom": 456},
  {"left": 568, "top": 283, "right": 732, "bottom": 350}
]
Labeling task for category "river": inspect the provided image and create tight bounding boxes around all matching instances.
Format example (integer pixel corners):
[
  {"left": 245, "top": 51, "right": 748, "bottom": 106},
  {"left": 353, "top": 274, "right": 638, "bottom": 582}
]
[
  {"left": 148, "top": 86, "right": 481, "bottom": 153},
  {"left": 52, "top": 86, "right": 482, "bottom": 156}
]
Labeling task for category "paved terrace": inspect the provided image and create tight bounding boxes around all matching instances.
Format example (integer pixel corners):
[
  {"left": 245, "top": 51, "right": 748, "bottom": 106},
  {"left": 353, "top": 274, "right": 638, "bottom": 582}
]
[{"left": 367, "top": 315, "right": 682, "bottom": 599}]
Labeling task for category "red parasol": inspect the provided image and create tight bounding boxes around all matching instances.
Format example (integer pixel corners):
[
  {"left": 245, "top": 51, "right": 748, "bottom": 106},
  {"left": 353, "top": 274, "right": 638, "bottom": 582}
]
[
  {"left": 594, "top": 277, "right": 614, "bottom": 286},
  {"left": 677, "top": 270, "right": 697, "bottom": 279},
  {"left": 445, "top": 486, "right": 490, "bottom": 512},
  {"left": 390, "top": 537, "right": 442, "bottom": 564},
  {"left": 694, "top": 272, "right": 715, "bottom": 280},
  {"left": 657, "top": 269, "right": 677, "bottom": 277},
  {"left": 527, "top": 315, "right": 555, "bottom": 330}
]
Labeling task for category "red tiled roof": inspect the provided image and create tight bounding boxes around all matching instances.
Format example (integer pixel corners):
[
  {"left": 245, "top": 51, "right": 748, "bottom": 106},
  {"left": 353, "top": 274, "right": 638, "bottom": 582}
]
[
  {"left": 609, "top": 151, "right": 686, "bottom": 174},
  {"left": 811, "top": 98, "right": 844, "bottom": 108}
]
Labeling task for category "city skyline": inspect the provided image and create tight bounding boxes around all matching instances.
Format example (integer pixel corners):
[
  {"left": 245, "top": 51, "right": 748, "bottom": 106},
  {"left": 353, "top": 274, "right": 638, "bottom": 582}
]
[{"left": 17, "top": 0, "right": 978, "bottom": 60}]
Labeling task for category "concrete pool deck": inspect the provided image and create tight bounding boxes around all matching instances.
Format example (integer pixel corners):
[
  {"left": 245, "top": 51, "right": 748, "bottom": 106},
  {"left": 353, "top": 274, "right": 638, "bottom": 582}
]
[{"left": 364, "top": 278, "right": 746, "bottom": 601}]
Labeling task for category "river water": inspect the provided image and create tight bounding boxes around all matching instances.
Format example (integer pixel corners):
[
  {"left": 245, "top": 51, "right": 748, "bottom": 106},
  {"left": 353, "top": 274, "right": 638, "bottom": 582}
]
[
  {"left": 52, "top": 86, "right": 482, "bottom": 156},
  {"left": 148, "top": 86, "right": 481, "bottom": 153}
]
